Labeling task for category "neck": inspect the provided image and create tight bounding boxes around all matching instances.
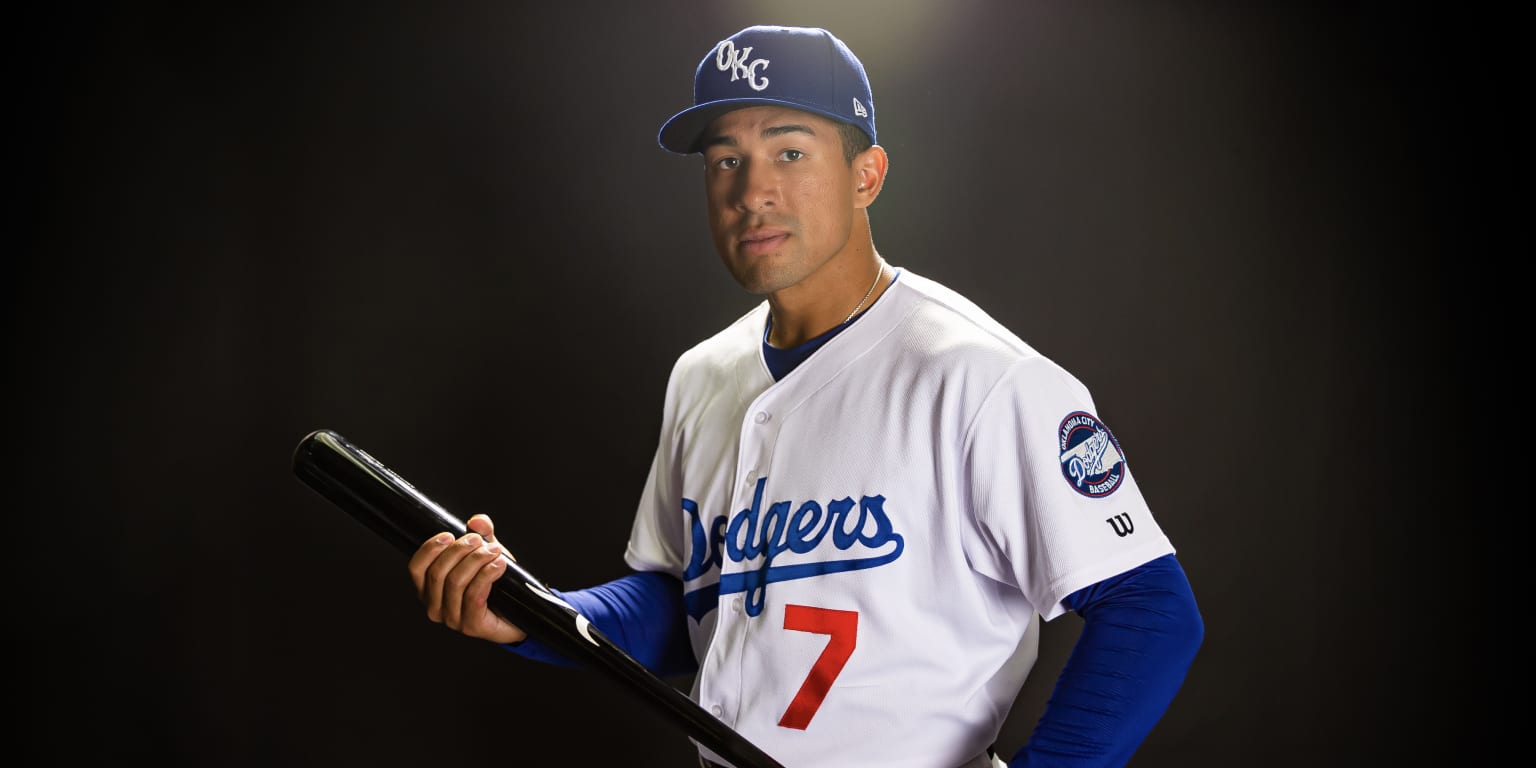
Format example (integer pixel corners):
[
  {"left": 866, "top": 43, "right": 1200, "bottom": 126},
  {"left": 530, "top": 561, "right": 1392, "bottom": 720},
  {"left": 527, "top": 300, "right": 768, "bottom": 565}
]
[{"left": 766, "top": 251, "right": 889, "bottom": 348}]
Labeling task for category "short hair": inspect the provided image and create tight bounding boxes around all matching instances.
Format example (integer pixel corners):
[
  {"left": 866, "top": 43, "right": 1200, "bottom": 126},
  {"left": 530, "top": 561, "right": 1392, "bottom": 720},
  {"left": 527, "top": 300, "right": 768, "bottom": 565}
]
[{"left": 837, "top": 121, "right": 873, "bottom": 164}]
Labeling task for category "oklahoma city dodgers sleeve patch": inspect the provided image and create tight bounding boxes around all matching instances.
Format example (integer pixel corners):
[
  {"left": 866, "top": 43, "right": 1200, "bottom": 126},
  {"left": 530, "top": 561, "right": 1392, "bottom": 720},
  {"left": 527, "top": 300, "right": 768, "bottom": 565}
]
[{"left": 1057, "top": 411, "right": 1128, "bottom": 498}]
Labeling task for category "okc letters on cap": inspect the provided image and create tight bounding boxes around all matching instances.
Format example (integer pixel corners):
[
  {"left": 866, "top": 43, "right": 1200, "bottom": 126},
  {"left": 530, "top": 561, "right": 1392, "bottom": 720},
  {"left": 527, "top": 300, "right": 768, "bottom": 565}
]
[{"left": 658, "top": 25, "right": 877, "bottom": 155}]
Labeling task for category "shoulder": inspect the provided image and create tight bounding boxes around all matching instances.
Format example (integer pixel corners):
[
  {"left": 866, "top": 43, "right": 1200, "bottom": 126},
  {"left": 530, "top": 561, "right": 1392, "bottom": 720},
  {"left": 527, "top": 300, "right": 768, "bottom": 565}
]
[
  {"left": 881, "top": 268, "right": 1093, "bottom": 398},
  {"left": 676, "top": 301, "right": 765, "bottom": 363},
  {"left": 665, "top": 301, "right": 768, "bottom": 386},
  {"left": 885, "top": 269, "right": 1046, "bottom": 365}
]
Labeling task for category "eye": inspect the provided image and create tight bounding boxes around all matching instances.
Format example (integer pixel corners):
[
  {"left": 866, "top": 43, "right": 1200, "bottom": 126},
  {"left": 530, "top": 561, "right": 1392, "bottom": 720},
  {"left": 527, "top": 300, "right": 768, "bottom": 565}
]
[
  {"left": 712, "top": 156, "right": 740, "bottom": 170},
  {"left": 779, "top": 149, "right": 804, "bottom": 162}
]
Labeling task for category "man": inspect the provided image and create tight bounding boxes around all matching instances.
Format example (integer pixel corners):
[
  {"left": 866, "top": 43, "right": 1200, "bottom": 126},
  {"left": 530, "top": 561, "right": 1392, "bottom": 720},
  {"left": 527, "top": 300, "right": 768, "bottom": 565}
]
[{"left": 408, "top": 25, "right": 1203, "bottom": 768}]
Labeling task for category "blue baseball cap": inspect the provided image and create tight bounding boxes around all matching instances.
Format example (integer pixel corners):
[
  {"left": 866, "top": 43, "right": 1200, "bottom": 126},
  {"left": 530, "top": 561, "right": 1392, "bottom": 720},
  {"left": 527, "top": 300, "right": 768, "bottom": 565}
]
[{"left": 658, "top": 25, "right": 876, "bottom": 155}]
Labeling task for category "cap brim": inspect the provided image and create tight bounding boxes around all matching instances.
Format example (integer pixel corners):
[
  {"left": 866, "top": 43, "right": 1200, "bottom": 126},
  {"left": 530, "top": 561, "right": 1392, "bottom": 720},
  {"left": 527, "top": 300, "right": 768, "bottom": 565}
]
[{"left": 657, "top": 97, "right": 862, "bottom": 155}]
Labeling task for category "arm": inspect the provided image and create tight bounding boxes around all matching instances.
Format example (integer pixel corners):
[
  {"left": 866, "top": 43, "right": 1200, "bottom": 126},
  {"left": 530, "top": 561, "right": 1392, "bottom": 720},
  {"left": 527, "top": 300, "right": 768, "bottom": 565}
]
[
  {"left": 1008, "top": 553, "right": 1204, "bottom": 767},
  {"left": 505, "top": 571, "right": 697, "bottom": 677}
]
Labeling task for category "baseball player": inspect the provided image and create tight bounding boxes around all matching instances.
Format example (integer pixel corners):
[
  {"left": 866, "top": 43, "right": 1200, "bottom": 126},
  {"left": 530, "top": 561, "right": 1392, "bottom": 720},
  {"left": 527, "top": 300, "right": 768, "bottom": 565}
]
[{"left": 409, "top": 25, "right": 1203, "bottom": 768}]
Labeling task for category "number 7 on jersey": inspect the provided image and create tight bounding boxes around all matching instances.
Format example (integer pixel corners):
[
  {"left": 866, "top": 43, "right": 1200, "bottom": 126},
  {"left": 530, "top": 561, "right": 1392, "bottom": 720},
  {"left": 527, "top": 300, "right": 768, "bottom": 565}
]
[{"left": 777, "top": 605, "right": 858, "bottom": 730}]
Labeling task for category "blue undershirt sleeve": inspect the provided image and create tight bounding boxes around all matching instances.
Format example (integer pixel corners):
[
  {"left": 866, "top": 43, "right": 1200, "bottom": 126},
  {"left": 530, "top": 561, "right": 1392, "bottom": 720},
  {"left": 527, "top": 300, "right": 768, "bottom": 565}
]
[
  {"left": 1007, "top": 553, "right": 1204, "bottom": 767},
  {"left": 499, "top": 570, "right": 698, "bottom": 679}
]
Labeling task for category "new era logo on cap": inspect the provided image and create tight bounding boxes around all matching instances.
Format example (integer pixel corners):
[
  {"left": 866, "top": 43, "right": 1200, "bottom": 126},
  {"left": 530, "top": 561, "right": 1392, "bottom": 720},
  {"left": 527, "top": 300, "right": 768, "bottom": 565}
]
[{"left": 658, "top": 25, "right": 877, "bottom": 155}]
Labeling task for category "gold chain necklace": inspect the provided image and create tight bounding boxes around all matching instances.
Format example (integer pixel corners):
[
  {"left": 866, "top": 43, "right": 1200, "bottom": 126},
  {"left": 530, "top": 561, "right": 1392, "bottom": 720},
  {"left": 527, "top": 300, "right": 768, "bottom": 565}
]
[{"left": 843, "top": 259, "right": 886, "bottom": 325}]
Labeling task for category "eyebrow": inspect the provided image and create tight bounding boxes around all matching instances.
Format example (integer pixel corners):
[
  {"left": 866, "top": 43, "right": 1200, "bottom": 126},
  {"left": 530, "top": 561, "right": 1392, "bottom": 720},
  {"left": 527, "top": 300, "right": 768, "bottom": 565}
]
[{"left": 701, "top": 123, "right": 817, "bottom": 151}]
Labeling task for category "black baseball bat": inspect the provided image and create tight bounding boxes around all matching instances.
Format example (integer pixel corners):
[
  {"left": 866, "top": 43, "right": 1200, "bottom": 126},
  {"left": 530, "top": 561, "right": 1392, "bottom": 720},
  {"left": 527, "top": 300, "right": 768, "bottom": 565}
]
[{"left": 292, "top": 428, "right": 784, "bottom": 768}]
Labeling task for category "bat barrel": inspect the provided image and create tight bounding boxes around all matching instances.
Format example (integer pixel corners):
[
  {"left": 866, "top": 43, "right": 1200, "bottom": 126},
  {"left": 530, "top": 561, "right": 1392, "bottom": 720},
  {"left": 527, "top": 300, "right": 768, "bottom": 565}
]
[{"left": 292, "top": 429, "right": 461, "bottom": 551}]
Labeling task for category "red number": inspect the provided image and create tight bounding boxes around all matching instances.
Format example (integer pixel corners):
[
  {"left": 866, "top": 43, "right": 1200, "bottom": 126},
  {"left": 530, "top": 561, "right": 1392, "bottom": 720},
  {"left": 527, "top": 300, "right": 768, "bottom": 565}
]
[{"left": 778, "top": 604, "right": 859, "bottom": 730}]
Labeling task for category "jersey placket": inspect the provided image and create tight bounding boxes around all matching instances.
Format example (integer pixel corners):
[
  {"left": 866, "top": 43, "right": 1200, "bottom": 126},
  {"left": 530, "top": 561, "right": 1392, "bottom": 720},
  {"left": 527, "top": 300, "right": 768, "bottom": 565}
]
[{"left": 700, "top": 388, "right": 784, "bottom": 733}]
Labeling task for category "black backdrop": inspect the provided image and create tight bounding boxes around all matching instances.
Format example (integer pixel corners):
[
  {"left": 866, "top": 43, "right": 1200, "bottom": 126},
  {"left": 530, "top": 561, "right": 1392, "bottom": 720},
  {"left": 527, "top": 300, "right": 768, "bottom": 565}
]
[{"left": 15, "top": 2, "right": 1508, "bottom": 766}]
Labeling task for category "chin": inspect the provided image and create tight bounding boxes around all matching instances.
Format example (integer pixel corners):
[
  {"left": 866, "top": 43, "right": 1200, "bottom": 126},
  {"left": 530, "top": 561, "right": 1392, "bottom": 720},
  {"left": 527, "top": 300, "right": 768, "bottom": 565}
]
[
  {"left": 734, "top": 274, "right": 775, "bottom": 296},
  {"left": 722, "top": 257, "right": 775, "bottom": 295}
]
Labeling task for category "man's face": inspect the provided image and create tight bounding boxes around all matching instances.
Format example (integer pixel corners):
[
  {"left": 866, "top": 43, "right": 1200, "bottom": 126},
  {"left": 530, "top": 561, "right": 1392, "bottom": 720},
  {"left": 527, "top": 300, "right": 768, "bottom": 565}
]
[{"left": 700, "top": 105, "right": 860, "bottom": 296}]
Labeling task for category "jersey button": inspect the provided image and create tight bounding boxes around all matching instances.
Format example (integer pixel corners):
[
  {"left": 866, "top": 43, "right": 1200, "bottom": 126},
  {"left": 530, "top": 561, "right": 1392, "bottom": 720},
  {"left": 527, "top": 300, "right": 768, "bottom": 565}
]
[
  {"left": 744, "top": 470, "right": 757, "bottom": 485},
  {"left": 710, "top": 704, "right": 723, "bottom": 718},
  {"left": 753, "top": 411, "right": 770, "bottom": 424},
  {"left": 732, "top": 596, "right": 744, "bottom": 613}
]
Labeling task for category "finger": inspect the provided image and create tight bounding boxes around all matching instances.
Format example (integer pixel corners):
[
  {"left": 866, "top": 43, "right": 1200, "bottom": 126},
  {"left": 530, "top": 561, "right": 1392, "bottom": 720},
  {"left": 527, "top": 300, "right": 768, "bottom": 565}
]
[
  {"left": 467, "top": 514, "right": 496, "bottom": 543},
  {"left": 441, "top": 534, "right": 503, "bottom": 631},
  {"left": 407, "top": 531, "right": 455, "bottom": 603},
  {"left": 422, "top": 533, "right": 483, "bottom": 624},
  {"left": 467, "top": 515, "right": 514, "bottom": 561},
  {"left": 461, "top": 545, "right": 508, "bottom": 632}
]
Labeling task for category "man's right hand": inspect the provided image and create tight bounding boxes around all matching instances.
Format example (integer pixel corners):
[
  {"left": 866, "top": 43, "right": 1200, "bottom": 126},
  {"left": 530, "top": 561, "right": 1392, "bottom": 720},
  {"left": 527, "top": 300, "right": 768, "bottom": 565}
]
[{"left": 407, "top": 513, "right": 528, "bottom": 645}]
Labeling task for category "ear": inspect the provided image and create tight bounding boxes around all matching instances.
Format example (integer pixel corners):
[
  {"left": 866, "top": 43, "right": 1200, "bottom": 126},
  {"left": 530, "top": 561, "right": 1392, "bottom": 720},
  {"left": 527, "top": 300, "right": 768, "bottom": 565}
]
[{"left": 851, "top": 144, "right": 889, "bottom": 210}]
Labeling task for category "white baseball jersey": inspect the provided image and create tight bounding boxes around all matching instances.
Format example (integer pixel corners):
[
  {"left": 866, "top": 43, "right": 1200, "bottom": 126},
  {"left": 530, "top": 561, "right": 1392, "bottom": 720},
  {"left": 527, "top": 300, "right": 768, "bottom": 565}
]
[{"left": 624, "top": 268, "right": 1175, "bottom": 768}]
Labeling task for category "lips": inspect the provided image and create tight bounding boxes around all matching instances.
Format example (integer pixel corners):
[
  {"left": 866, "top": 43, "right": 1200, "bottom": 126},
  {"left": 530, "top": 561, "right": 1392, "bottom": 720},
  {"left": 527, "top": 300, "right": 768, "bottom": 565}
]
[{"left": 739, "top": 229, "right": 790, "bottom": 255}]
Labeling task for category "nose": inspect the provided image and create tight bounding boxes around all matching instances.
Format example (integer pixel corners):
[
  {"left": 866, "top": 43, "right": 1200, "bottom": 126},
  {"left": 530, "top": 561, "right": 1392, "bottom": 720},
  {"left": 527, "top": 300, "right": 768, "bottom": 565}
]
[{"left": 732, "top": 159, "right": 778, "bottom": 213}]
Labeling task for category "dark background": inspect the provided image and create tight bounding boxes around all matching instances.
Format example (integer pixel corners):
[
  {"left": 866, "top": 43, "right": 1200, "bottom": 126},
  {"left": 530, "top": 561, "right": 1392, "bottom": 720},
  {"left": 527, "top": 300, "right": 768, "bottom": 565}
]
[{"left": 15, "top": 1, "right": 1508, "bottom": 766}]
